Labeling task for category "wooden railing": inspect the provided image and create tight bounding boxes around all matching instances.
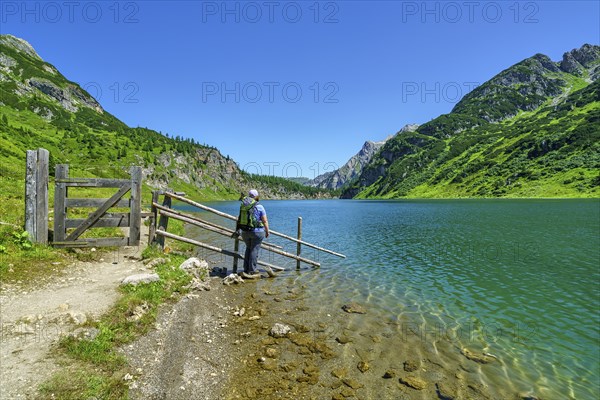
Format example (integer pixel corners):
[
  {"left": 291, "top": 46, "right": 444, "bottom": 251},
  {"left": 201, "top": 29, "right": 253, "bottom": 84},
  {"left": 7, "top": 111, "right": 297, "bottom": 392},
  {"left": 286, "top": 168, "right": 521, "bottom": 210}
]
[{"left": 149, "top": 191, "right": 345, "bottom": 273}]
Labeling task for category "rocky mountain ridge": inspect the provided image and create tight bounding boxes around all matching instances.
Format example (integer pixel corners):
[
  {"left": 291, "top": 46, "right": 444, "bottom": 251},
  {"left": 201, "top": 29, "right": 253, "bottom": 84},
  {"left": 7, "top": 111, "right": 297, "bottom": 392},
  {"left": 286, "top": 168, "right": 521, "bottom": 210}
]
[
  {"left": 307, "top": 124, "right": 419, "bottom": 190},
  {"left": 341, "top": 43, "right": 600, "bottom": 198}
]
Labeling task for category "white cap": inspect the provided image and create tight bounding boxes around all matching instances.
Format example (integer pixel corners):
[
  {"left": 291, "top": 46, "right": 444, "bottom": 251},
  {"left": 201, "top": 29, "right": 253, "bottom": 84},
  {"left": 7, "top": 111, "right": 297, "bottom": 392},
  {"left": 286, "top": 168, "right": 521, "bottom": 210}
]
[{"left": 248, "top": 189, "right": 259, "bottom": 198}]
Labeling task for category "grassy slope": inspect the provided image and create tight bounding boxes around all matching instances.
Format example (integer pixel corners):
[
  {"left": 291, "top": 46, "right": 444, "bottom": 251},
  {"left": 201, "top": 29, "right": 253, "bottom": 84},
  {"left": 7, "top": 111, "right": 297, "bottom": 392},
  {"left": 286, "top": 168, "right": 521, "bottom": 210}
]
[{"left": 354, "top": 80, "right": 600, "bottom": 199}]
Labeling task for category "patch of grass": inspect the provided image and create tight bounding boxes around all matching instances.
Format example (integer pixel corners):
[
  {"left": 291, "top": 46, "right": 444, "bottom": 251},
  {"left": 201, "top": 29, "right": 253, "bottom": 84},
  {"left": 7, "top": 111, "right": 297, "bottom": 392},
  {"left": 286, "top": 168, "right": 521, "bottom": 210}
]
[
  {"left": 0, "top": 225, "right": 69, "bottom": 284},
  {"left": 38, "top": 254, "right": 191, "bottom": 399},
  {"left": 39, "top": 366, "right": 127, "bottom": 400}
]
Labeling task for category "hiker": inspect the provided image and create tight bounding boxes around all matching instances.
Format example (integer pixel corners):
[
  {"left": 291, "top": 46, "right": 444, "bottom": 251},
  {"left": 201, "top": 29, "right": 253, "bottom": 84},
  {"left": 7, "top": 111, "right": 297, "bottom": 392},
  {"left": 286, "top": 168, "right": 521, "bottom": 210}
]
[{"left": 234, "top": 189, "right": 271, "bottom": 279}]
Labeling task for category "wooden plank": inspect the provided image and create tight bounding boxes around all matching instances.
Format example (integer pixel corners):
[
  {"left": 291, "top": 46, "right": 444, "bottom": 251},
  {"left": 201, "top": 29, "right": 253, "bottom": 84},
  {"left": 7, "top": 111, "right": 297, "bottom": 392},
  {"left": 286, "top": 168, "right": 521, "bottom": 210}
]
[
  {"left": 159, "top": 209, "right": 320, "bottom": 267},
  {"left": 148, "top": 191, "right": 159, "bottom": 245},
  {"left": 165, "top": 192, "right": 346, "bottom": 258},
  {"left": 65, "top": 185, "right": 130, "bottom": 241},
  {"left": 53, "top": 164, "right": 69, "bottom": 243},
  {"left": 65, "top": 216, "right": 130, "bottom": 229},
  {"left": 66, "top": 198, "right": 131, "bottom": 208},
  {"left": 128, "top": 166, "right": 142, "bottom": 246},
  {"left": 35, "top": 149, "right": 49, "bottom": 244},
  {"left": 297, "top": 216, "right": 302, "bottom": 270},
  {"left": 57, "top": 178, "right": 130, "bottom": 188},
  {"left": 52, "top": 237, "right": 129, "bottom": 248},
  {"left": 153, "top": 203, "right": 283, "bottom": 250},
  {"left": 155, "top": 229, "right": 285, "bottom": 271},
  {"left": 24, "top": 150, "right": 37, "bottom": 242},
  {"left": 166, "top": 192, "right": 237, "bottom": 221}
]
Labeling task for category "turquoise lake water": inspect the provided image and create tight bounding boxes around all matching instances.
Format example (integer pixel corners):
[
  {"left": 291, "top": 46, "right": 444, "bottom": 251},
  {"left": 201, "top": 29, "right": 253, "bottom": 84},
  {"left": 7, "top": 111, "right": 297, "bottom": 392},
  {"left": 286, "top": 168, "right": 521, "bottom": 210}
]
[{"left": 184, "top": 199, "right": 600, "bottom": 399}]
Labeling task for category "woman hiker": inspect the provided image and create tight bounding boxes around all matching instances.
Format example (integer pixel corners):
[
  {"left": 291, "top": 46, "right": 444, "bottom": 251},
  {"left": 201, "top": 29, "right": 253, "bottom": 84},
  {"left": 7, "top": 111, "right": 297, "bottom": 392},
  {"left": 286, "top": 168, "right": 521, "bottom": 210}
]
[{"left": 234, "top": 189, "right": 274, "bottom": 279}]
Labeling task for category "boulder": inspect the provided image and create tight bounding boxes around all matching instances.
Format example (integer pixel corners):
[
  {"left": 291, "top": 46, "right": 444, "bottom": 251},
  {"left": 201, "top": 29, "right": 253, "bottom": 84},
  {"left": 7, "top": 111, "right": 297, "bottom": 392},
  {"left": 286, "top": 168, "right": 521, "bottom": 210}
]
[{"left": 179, "top": 257, "right": 210, "bottom": 278}]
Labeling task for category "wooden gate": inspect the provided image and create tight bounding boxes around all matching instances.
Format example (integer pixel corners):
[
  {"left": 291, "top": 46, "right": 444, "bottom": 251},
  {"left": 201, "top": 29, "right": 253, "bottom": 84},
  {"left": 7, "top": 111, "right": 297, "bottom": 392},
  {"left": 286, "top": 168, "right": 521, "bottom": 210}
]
[{"left": 52, "top": 165, "right": 142, "bottom": 248}]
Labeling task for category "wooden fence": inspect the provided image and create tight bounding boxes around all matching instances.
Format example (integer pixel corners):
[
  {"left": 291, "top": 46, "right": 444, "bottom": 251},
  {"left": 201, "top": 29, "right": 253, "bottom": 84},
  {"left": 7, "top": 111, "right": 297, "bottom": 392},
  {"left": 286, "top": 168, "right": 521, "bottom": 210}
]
[
  {"left": 149, "top": 191, "right": 345, "bottom": 273},
  {"left": 52, "top": 164, "right": 142, "bottom": 248}
]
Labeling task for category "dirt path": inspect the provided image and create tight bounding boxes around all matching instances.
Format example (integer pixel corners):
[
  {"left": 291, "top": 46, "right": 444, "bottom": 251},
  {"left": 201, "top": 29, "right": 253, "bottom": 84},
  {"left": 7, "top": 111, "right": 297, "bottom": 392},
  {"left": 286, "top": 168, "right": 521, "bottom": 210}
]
[
  {"left": 120, "top": 277, "right": 241, "bottom": 400},
  {"left": 0, "top": 243, "right": 148, "bottom": 399}
]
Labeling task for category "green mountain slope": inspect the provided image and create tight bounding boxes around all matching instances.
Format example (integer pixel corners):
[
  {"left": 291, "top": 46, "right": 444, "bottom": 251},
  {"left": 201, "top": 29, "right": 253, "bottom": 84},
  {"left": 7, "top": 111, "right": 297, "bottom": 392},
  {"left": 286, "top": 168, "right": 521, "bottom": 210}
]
[
  {"left": 0, "top": 34, "right": 329, "bottom": 206},
  {"left": 342, "top": 44, "right": 600, "bottom": 198}
]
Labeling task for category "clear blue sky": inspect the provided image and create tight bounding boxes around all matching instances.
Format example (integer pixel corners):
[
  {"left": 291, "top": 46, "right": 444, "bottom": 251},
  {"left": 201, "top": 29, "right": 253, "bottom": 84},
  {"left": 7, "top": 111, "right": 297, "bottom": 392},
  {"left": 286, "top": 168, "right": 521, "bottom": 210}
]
[{"left": 2, "top": 1, "right": 599, "bottom": 178}]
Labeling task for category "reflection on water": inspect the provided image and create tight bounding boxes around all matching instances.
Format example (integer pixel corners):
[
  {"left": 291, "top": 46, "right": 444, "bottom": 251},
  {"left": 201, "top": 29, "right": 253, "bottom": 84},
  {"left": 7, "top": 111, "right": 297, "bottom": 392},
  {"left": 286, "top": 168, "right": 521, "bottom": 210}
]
[{"left": 182, "top": 199, "right": 600, "bottom": 400}]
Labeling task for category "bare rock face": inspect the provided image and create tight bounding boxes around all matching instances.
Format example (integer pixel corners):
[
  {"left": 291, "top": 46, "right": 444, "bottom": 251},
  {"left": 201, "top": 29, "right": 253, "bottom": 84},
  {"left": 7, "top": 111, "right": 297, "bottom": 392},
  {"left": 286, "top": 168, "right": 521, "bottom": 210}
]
[
  {"left": 305, "top": 127, "right": 420, "bottom": 191},
  {"left": 0, "top": 35, "right": 41, "bottom": 59},
  {"left": 560, "top": 44, "right": 600, "bottom": 80},
  {"left": 26, "top": 78, "right": 103, "bottom": 113}
]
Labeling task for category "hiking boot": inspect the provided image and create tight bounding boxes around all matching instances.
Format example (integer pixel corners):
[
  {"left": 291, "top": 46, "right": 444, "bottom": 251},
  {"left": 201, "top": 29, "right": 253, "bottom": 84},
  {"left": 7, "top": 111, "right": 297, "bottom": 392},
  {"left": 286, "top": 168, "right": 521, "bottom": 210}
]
[{"left": 241, "top": 271, "right": 260, "bottom": 279}]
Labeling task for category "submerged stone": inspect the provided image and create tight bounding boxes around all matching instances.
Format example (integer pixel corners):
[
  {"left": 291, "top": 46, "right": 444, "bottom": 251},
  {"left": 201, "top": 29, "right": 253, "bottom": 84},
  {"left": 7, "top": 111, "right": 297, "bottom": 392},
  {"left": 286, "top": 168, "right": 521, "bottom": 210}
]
[
  {"left": 461, "top": 348, "right": 496, "bottom": 364},
  {"left": 357, "top": 361, "right": 370, "bottom": 373},
  {"left": 399, "top": 376, "right": 427, "bottom": 390},
  {"left": 335, "top": 335, "right": 352, "bottom": 344},
  {"left": 436, "top": 382, "right": 457, "bottom": 399},
  {"left": 341, "top": 302, "right": 366, "bottom": 314},
  {"left": 289, "top": 333, "right": 312, "bottom": 347},
  {"left": 281, "top": 361, "right": 298, "bottom": 372},
  {"left": 265, "top": 347, "right": 278, "bottom": 358},
  {"left": 331, "top": 367, "right": 347, "bottom": 379},
  {"left": 269, "top": 323, "right": 291, "bottom": 338},
  {"left": 382, "top": 370, "right": 396, "bottom": 379},
  {"left": 403, "top": 360, "right": 419, "bottom": 372},
  {"left": 342, "top": 378, "right": 364, "bottom": 389}
]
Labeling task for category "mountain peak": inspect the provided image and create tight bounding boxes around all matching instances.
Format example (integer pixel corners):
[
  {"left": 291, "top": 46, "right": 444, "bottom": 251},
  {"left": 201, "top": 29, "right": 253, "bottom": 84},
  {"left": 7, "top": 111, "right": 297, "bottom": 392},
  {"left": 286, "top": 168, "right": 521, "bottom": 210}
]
[
  {"left": 560, "top": 43, "right": 600, "bottom": 78},
  {"left": 0, "top": 34, "right": 104, "bottom": 114},
  {"left": 0, "top": 35, "right": 41, "bottom": 60},
  {"left": 397, "top": 123, "right": 420, "bottom": 134}
]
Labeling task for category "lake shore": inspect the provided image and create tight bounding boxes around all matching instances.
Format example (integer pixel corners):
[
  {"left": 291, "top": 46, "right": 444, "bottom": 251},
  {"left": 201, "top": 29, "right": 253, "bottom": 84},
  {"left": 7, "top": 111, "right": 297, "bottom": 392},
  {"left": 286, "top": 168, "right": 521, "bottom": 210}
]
[{"left": 211, "top": 271, "right": 520, "bottom": 400}]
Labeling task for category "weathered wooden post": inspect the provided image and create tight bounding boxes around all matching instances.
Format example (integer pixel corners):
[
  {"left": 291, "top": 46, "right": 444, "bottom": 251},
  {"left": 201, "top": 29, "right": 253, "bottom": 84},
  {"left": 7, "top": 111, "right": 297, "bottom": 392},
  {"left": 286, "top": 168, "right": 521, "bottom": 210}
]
[
  {"left": 148, "top": 190, "right": 159, "bottom": 245},
  {"left": 156, "top": 190, "right": 172, "bottom": 248},
  {"left": 129, "top": 166, "right": 142, "bottom": 246},
  {"left": 233, "top": 238, "right": 240, "bottom": 273},
  {"left": 24, "top": 148, "right": 49, "bottom": 244},
  {"left": 53, "top": 164, "right": 68, "bottom": 243},
  {"left": 296, "top": 217, "right": 302, "bottom": 269}
]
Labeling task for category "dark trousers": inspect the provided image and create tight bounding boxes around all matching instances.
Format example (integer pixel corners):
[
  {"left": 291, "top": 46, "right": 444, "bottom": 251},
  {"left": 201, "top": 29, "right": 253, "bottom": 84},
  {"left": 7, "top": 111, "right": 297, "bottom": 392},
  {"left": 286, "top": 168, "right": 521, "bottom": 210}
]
[{"left": 242, "top": 230, "right": 265, "bottom": 273}]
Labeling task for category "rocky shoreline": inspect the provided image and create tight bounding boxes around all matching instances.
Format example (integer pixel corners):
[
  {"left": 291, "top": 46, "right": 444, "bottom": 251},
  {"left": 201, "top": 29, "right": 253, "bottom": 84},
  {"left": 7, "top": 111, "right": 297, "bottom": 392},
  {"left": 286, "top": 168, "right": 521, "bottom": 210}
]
[
  {"left": 191, "top": 270, "right": 544, "bottom": 400},
  {"left": 0, "top": 248, "right": 542, "bottom": 399}
]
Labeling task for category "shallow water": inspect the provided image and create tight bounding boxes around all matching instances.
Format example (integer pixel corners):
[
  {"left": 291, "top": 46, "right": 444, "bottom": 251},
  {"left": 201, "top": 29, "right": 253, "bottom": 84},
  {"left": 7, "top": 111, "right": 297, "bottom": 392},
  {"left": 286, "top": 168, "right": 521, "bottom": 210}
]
[{"left": 183, "top": 199, "right": 600, "bottom": 399}]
